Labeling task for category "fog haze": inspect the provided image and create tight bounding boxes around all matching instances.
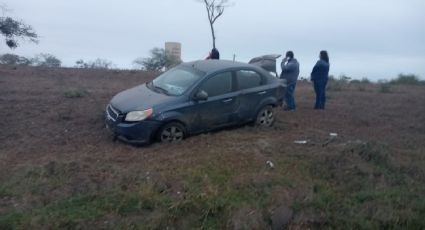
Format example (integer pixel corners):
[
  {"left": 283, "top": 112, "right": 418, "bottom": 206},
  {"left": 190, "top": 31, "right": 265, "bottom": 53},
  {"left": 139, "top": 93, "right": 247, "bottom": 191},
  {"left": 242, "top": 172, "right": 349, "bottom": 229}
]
[{"left": 1, "top": 0, "right": 424, "bottom": 80}]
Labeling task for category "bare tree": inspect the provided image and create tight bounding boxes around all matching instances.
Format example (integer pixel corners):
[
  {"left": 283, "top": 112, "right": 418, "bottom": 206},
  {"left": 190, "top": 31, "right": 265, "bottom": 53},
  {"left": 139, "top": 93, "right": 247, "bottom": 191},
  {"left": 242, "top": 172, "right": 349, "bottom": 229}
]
[{"left": 198, "top": 0, "right": 232, "bottom": 49}]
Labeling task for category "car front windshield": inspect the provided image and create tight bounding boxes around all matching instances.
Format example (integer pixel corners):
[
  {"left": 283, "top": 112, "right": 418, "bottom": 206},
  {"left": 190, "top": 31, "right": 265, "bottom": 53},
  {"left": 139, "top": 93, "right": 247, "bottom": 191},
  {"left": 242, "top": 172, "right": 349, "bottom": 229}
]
[{"left": 150, "top": 66, "right": 204, "bottom": 96}]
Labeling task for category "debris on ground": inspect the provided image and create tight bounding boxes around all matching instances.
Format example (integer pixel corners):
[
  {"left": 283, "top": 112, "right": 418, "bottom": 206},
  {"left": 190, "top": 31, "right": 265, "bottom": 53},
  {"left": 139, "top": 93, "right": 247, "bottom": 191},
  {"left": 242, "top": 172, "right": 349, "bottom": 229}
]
[{"left": 266, "top": 160, "right": 275, "bottom": 169}]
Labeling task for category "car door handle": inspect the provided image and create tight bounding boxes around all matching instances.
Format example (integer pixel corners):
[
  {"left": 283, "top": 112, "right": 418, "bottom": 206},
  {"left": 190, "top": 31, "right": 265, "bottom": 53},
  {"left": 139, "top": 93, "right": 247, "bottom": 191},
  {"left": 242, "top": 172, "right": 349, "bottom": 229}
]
[
  {"left": 222, "top": 98, "right": 233, "bottom": 103},
  {"left": 258, "top": 91, "right": 267, "bottom": 95}
]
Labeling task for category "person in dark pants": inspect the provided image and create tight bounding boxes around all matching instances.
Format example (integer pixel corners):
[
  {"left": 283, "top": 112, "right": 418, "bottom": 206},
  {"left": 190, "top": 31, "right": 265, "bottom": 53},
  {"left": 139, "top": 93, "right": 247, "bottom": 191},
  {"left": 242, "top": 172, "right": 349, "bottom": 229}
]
[
  {"left": 311, "top": 51, "right": 330, "bottom": 110},
  {"left": 280, "top": 51, "right": 300, "bottom": 111}
]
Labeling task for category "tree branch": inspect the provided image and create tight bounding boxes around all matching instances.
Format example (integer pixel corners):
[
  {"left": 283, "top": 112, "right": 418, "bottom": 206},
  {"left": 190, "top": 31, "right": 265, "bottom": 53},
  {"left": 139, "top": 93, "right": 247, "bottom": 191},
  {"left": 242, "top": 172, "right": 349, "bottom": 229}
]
[{"left": 198, "top": 0, "right": 232, "bottom": 49}]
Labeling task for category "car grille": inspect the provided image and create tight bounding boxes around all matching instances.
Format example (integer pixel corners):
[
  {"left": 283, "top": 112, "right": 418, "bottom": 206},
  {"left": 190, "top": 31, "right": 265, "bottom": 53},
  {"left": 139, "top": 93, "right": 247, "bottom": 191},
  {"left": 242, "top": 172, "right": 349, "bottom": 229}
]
[{"left": 106, "top": 104, "right": 121, "bottom": 122}]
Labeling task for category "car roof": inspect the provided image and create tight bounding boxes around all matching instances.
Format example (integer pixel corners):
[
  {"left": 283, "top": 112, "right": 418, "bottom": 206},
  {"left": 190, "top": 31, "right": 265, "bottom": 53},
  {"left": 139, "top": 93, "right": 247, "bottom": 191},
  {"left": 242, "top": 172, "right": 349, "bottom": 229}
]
[{"left": 183, "top": 60, "right": 259, "bottom": 74}]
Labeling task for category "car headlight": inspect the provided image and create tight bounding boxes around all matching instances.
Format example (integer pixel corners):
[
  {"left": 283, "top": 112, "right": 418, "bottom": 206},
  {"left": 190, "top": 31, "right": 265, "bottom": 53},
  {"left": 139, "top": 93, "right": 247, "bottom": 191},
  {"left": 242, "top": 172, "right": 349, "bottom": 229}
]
[{"left": 125, "top": 108, "right": 153, "bottom": 122}]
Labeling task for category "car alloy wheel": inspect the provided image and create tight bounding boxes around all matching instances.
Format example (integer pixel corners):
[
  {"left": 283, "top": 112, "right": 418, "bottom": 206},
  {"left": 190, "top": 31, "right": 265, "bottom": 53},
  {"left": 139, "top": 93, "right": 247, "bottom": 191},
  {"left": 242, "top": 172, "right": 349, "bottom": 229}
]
[
  {"left": 159, "top": 122, "right": 185, "bottom": 143},
  {"left": 256, "top": 105, "right": 275, "bottom": 127}
]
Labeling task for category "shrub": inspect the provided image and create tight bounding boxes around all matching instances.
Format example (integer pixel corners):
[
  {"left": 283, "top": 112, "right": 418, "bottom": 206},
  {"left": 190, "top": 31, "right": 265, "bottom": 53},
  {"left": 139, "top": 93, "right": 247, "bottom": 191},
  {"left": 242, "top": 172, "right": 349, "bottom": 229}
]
[
  {"left": 390, "top": 73, "right": 421, "bottom": 85},
  {"left": 327, "top": 75, "right": 350, "bottom": 91},
  {"left": 64, "top": 88, "right": 88, "bottom": 98},
  {"left": 360, "top": 78, "right": 371, "bottom": 84},
  {"left": 379, "top": 83, "right": 392, "bottom": 93},
  {"left": 133, "top": 47, "right": 181, "bottom": 71},
  {"left": 32, "top": 53, "right": 61, "bottom": 68},
  {"left": 357, "top": 85, "right": 366, "bottom": 92},
  {"left": 0, "top": 53, "right": 31, "bottom": 65},
  {"left": 75, "top": 58, "right": 115, "bottom": 69}
]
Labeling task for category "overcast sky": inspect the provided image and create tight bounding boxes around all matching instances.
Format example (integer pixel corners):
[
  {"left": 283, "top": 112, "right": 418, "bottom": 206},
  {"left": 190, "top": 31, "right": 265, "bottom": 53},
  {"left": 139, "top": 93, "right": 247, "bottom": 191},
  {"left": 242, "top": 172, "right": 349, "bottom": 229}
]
[{"left": 1, "top": 0, "right": 424, "bottom": 80}]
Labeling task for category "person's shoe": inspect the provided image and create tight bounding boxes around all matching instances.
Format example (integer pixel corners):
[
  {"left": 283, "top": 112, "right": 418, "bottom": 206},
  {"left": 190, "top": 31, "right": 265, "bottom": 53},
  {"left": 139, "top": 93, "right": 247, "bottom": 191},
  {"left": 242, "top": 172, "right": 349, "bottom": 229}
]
[{"left": 284, "top": 108, "right": 295, "bottom": 112}]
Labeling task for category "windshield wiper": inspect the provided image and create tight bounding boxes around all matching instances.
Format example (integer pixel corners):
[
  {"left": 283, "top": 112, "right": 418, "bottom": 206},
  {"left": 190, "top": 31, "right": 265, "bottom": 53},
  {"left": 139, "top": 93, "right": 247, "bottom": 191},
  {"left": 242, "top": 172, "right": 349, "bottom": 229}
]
[{"left": 154, "top": 85, "right": 170, "bottom": 95}]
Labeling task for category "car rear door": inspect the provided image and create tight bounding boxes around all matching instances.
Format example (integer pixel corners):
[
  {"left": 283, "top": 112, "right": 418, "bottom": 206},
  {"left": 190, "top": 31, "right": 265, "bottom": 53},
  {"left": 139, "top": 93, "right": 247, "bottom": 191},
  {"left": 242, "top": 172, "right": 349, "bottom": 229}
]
[
  {"left": 236, "top": 69, "right": 273, "bottom": 122},
  {"left": 191, "top": 71, "right": 239, "bottom": 132}
]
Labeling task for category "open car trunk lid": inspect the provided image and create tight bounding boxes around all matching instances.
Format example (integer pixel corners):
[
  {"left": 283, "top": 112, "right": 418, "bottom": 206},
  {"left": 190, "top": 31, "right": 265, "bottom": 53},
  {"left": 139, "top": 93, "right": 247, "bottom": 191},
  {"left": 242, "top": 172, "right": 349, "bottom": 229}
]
[{"left": 249, "top": 54, "right": 281, "bottom": 77}]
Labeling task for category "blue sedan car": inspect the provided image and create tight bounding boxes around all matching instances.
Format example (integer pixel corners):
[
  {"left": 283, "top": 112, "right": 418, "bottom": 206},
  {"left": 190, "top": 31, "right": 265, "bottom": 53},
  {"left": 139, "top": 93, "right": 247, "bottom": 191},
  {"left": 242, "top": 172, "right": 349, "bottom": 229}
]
[{"left": 105, "top": 59, "right": 285, "bottom": 144}]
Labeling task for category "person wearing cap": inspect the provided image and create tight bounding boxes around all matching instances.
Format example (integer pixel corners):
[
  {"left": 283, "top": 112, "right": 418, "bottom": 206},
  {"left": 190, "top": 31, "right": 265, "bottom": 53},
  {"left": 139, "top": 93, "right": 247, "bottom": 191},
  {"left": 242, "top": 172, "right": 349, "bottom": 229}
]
[{"left": 280, "top": 51, "right": 300, "bottom": 111}]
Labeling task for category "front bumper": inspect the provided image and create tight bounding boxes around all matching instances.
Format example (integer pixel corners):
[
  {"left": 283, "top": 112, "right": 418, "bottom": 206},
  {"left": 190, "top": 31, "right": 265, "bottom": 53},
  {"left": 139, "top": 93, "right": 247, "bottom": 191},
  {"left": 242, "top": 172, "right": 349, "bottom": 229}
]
[{"left": 105, "top": 106, "right": 162, "bottom": 144}]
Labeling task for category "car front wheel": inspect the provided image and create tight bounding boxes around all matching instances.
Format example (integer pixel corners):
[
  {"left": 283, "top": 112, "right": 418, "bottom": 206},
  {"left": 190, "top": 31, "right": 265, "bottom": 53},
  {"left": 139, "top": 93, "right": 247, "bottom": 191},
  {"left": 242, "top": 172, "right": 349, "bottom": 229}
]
[
  {"left": 157, "top": 122, "right": 185, "bottom": 143},
  {"left": 255, "top": 105, "right": 275, "bottom": 127}
]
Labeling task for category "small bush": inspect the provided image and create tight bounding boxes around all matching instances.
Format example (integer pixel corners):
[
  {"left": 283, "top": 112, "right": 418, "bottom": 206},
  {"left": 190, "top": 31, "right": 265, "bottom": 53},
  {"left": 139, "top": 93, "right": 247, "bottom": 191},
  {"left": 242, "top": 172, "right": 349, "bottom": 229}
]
[
  {"left": 350, "top": 78, "right": 370, "bottom": 91},
  {"left": 327, "top": 75, "right": 350, "bottom": 91},
  {"left": 360, "top": 78, "right": 371, "bottom": 84},
  {"left": 357, "top": 85, "right": 366, "bottom": 92},
  {"left": 390, "top": 74, "right": 421, "bottom": 85},
  {"left": 379, "top": 84, "right": 392, "bottom": 93},
  {"left": 64, "top": 88, "right": 88, "bottom": 98},
  {"left": 75, "top": 58, "right": 115, "bottom": 69}
]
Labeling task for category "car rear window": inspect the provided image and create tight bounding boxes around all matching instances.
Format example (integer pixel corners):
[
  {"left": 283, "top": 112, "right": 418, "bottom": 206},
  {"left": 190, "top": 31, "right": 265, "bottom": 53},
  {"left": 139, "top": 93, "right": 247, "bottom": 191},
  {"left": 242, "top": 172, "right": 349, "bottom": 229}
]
[
  {"left": 236, "top": 70, "right": 262, "bottom": 90},
  {"left": 200, "top": 72, "right": 232, "bottom": 97}
]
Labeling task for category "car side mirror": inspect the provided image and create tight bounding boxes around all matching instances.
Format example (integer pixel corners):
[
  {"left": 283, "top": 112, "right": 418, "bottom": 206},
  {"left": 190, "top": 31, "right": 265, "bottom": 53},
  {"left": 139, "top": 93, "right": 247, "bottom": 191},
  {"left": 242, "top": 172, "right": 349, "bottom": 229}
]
[{"left": 194, "top": 90, "right": 208, "bottom": 101}]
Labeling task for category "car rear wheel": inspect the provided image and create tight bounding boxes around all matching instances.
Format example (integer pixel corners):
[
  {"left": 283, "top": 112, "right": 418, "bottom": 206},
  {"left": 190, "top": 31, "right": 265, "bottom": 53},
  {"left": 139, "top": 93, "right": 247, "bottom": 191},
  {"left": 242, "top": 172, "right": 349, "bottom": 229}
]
[
  {"left": 157, "top": 122, "right": 185, "bottom": 143},
  {"left": 255, "top": 105, "right": 275, "bottom": 127}
]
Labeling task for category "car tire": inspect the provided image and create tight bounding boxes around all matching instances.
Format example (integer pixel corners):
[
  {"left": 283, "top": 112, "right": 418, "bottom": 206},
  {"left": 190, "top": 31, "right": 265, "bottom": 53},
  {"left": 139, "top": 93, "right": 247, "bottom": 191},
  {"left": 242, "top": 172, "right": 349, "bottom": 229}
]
[
  {"left": 255, "top": 105, "right": 275, "bottom": 127},
  {"left": 157, "top": 122, "right": 186, "bottom": 143}
]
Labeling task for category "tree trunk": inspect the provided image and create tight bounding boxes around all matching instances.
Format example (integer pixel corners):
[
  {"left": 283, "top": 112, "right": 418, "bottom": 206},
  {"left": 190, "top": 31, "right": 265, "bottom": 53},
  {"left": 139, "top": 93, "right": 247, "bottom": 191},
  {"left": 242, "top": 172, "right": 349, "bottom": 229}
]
[{"left": 209, "top": 20, "right": 216, "bottom": 49}]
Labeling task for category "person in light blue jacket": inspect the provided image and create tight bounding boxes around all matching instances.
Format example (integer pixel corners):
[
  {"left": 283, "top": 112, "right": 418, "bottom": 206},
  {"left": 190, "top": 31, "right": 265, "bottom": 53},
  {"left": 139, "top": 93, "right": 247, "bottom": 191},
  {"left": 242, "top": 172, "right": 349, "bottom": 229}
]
[
  {"left": 311, "top": 51, "right": 330, "bottom": 109},
  {"left": 280, "top": 51, "right": 300, "bottom": 111}
]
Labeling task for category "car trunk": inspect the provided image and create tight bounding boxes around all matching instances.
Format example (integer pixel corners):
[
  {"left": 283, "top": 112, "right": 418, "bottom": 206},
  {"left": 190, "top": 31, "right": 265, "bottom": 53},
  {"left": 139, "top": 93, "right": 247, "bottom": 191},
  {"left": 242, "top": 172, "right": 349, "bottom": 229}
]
[{"left": 249, "top": 54, "right": 282, "bottom": 77}]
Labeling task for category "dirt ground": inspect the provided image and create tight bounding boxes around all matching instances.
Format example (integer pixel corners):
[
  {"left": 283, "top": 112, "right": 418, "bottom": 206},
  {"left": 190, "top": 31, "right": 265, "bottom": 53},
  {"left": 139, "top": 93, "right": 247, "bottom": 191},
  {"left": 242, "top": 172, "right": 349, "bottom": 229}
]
[{"left": 1, "top": 65, "right": 424, "bottom": 229}]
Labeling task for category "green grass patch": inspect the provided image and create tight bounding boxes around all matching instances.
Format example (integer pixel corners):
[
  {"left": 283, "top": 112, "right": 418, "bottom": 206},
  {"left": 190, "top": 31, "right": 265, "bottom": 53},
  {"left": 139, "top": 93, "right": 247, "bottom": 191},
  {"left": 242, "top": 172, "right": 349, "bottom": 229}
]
[
  {"left": 0, "top": 211, "right": 30, "bottom": 230},
  {"left": 2, "top": 145, "right": 424, "bottom": 229},
  {"left": 302, "top": 141, "right": 425, "bottom": 229},
  {"left": 0, "top": 186, "right": 12, "bottom": 197},
  {"left": 64, "top": 88, "right": 88, "bottom": 98}
]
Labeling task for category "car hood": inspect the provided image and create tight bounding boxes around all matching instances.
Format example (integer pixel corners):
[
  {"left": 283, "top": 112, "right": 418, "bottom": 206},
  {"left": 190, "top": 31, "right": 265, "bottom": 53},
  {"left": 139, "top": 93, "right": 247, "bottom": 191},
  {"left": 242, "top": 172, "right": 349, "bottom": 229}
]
[{"left": 110, "top": 84, "right": 174, "bottom": 113}]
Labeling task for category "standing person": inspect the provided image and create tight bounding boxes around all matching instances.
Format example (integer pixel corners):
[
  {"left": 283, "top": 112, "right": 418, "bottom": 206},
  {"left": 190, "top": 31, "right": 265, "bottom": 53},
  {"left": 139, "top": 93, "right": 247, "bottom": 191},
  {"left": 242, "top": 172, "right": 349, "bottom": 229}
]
[
  {"left": 280, "top": 51, "right": 300, "bottom": 111},
  {"left": 206, "top": 48, "right": 220, "bottom": 60},
  {"left": 311, "top": 50, "right": 330, "bottom": 110}
]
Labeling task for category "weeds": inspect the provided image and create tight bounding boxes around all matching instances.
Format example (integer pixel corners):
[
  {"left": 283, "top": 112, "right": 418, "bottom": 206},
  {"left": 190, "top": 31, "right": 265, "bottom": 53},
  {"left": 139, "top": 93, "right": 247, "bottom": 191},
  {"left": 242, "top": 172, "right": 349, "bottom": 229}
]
[
  {"left": 361, "top": 78, "right": 371, "bottom": 84},
  {"left": 2, "top": 143, "right": 424, "bottom": 229},
  {"left": 303, "top": 141, "right": 425, "bottom": 229},
  {"left": 380, "top": 83, "right": 392, "bottom": 93},
  {"left": 357, "top": 85, "right": 366, "bottom": 92},
  {"left": 64, "top": 88, "right": 88, "bottom": 98},
  {"left": 327, "top": 75, "right": 350, "bottom": 91},
  {"left": 390, "top": 74, "right": 422, "bottom": 85}
]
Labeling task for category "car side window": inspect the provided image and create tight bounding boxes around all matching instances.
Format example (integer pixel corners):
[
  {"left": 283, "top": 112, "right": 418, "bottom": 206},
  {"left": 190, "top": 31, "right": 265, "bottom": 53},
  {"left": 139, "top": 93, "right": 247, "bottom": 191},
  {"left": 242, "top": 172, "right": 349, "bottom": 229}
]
[
  {"left": 236, "top": 70, "right": 263, "bottom": 90},
  {"left": 199, "top": 72, "right": 232, "bottom": 97}
]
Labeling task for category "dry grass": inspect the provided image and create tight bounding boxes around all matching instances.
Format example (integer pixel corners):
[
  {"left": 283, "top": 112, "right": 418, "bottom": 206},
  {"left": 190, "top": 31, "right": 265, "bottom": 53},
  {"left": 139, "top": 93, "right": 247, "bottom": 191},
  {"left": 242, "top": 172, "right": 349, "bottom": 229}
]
[{"left": 0, "top": 65, "right": 424, "bottom": 229}]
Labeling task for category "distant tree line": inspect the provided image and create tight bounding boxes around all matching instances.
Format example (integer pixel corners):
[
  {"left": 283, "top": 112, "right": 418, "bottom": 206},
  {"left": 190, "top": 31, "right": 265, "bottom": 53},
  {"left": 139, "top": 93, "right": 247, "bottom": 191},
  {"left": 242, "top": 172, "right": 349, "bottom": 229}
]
[
  {"left": 75, "top": 58, "right": 115, "bottom": 69},
  {"left": 0, "top": 53, "right": 119, "bottom": 69},
  {"left": 1, "top": 47, "right": 182, "bottom": 71},
  {"left": 0, "top": 53, "right": 61, "bottom": 67}
]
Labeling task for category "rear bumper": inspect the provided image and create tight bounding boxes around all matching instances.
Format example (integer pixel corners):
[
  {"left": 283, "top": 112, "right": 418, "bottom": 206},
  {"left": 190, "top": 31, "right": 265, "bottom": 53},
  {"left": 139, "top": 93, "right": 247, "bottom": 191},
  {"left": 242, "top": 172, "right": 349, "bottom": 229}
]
[{"left": 105, "top": 117, "right": 162, "bottom": 144}]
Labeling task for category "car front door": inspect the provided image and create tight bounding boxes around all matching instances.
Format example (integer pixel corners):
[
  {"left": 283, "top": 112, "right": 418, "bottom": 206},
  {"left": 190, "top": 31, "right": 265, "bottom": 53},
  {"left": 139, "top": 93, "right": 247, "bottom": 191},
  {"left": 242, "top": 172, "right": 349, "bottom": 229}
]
[
  {"left": 191, "top": 71, "right": 239, "bottom": 132},
  {"left": 236, "top": 69, "right": 271, "bottom": 122}
]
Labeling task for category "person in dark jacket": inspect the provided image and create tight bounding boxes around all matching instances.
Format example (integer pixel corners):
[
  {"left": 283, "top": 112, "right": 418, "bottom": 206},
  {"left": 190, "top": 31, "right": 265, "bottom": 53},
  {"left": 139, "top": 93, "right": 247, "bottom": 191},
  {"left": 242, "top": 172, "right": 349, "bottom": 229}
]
[
  {"left": 311, "top": 50, "right": 330, "bottom": 110},
  {"left": 206, "top": 48, "right": 220, "bottom": 60},
  {"left": 280, "top": 51, "right": 300, "bottom": 111}
]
